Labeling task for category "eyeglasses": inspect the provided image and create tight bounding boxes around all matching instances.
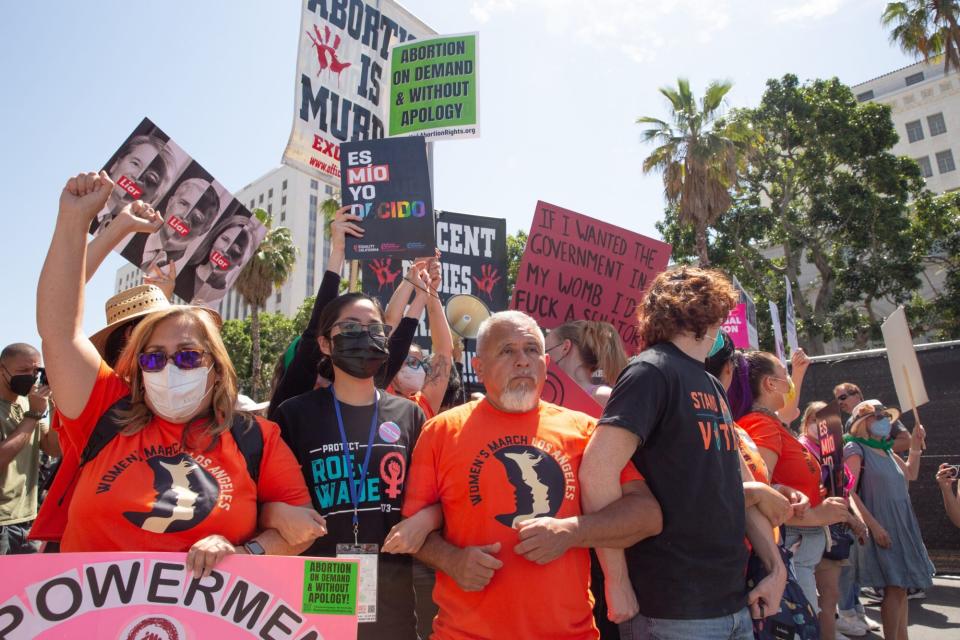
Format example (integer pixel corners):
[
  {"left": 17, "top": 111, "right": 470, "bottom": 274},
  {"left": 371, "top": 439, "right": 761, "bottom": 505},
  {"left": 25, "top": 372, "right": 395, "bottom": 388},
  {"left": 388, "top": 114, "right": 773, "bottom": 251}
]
[
  {"left": 138, "top": 350, "right": 207, "bottom": 372},
  {"left": 405, "top": 355, "right": 432, "bottom": 375},
  {"left": 836, "top": 391, "right": 860, "bottom": 402},
  {"left": 332, "top": 322, "right": 391, "bottom": 338}
]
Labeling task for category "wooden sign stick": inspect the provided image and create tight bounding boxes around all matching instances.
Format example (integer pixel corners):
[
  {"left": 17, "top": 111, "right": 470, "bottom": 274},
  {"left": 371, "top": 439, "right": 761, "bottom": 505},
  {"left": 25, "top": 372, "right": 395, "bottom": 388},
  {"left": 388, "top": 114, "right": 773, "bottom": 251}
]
[{"left": 902, "top": 364, "right": 925, "bottom": 449}]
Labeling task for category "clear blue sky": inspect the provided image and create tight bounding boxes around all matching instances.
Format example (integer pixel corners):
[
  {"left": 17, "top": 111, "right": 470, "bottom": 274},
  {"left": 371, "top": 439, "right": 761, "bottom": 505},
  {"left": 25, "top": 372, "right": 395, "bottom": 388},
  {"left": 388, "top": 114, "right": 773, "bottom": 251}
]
[{"left": 1, "top": 0, "right": 914, "bottom": 349}]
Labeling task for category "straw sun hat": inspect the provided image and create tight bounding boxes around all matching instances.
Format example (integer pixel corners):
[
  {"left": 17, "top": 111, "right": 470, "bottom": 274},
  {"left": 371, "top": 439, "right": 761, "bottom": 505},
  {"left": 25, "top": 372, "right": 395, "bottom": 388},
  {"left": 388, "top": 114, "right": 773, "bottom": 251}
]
[{"left": 89, "top": 284, "right": 222, "bottom": 355}]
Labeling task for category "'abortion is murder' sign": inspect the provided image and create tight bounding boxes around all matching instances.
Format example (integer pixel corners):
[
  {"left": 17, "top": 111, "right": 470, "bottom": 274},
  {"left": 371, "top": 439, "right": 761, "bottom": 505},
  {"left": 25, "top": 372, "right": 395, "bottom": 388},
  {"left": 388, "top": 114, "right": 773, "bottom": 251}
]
[
  {"left": 0, "top": 552, "right": 358, "bottom": 639},
  {"left": 283, "top": 0, "right": 435, "bottom": 183},
  {"left": 388, "top": 33, "right": 479, "bottom": 139},
  {"left": 511, "top": 201, "right": 671, "bottom": 352},
  {"left": 341, "top": 137, "right": 435, "bottom": 259}
]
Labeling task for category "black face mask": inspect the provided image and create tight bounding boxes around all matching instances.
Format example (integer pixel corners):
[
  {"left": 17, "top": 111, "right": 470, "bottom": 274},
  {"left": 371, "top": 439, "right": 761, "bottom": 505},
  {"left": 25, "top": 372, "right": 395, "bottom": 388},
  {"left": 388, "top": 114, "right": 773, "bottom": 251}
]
[
  {"left": 3, "top": 366, "right": 36, "bottom": 397},
  {"left": 330, "top": 333, "right": 389, "bottom": 379}
]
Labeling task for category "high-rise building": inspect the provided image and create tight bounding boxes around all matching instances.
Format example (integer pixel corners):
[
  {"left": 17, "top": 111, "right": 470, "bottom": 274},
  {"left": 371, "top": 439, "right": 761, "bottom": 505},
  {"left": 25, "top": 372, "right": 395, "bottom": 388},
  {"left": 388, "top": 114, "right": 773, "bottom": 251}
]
[
  {"left": 115, "top": 165, "right": 335, "bottom": 320},
  {"left": 853, "top": 57, "right": 960, "bottom": 194}
]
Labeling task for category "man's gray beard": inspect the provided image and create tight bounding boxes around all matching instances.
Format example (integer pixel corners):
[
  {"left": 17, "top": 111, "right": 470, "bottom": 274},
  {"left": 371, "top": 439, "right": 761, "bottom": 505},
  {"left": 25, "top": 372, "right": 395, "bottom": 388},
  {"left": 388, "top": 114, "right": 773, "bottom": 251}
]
[{"left": 498, "top": 385, "right": 538, "bottom": 413}]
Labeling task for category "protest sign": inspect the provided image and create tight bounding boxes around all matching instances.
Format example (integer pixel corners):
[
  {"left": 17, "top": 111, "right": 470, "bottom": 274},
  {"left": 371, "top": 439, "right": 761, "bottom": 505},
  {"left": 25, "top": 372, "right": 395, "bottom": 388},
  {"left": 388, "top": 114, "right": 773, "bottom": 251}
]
[
  {"left": 721, "top": 276, "right": 758, "bottom": 349},
  {"left": 283, "top": 0, "right": 435, "bottom": 182},
  {"left": 0, "top": 552, "right": 358, "bottom": 640},
  {"left": 769, "top": 301, "right": 786, "bottom": 366},
  {"left": 785, "top": 277, "right": 799, "bottom": 354},
  {"left": 815, "top": 402, "right": 845, "bottom": 497},
  {"left": 341, "top": 137, "right": 434, "bottom": 260},
  {"left": 388, "top": 33, "right": 479, "bottom": 139},
  {"left": 362, "top": 210, "right": 508, "bottom": 389},
  {"left": 510, "top": 201, "right": 671, "bottom": 353},
  {"left": 541, "top": 363, "right": 602, "bottom": 418},
  {"left": 90, "top": 118, "right": 266, "bottom": 307},
  {"left": 881, "top": 306, "right": 929, "bottom": 414}
]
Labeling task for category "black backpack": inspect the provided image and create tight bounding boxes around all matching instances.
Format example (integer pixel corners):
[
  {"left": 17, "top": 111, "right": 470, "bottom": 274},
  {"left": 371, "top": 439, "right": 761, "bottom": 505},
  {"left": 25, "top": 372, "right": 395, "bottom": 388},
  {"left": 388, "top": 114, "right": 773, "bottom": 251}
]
[{"left": 46, "top": 396, "right": 263, "bottom": 504}]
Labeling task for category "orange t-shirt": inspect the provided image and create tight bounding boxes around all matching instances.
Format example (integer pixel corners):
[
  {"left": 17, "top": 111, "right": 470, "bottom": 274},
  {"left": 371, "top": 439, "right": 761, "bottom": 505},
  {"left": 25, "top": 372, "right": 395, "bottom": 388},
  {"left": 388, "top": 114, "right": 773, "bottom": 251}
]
[
  {"left": 736, "top": 426, "right": 769, "bottom": 483},
  {"left": 402, "top": 399, "right": 642, "bottom": 640},
  {"left": 411, "top": 390, "right": 435, "bottom": 420},
  {"left": 739, "top": 412, "right": 823, "bottom": 508},
  {"left": 57, "top": 362, "right": 310, "bottom": 552}
]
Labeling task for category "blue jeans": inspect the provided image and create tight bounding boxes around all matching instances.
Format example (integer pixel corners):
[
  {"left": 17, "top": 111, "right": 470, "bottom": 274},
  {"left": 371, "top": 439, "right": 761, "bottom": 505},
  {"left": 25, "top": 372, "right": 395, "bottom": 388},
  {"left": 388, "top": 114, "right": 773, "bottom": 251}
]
[
  {"left": 783, "top": 526, "right": 827, "bottom": 615},
  {"left": 619, "top": 607, "right": 753, "bottom": 640},
  {"left": 838, "top": 560, "right": 864, "bottom": 613}
]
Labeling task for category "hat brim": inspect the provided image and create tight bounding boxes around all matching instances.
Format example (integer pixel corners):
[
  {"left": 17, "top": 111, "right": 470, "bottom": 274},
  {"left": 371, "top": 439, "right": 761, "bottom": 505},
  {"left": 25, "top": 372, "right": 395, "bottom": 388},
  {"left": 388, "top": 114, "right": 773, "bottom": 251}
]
[
  {"left": 850, "top": 407, "right": 901, "bottom": 431},
  {"left": 89, "top": 305, "right": 223, "bottom": 356}
]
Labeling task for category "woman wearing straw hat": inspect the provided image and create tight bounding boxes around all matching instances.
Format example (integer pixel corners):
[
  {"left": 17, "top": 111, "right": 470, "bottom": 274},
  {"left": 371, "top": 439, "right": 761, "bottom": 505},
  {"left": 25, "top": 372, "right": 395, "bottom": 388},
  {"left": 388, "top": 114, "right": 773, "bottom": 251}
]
[
  {"left": 843, "top": 399, "right": 934, "bottom": 640},
  {"left": 36, "top": 171, "right": 325, "bottom": 576}
]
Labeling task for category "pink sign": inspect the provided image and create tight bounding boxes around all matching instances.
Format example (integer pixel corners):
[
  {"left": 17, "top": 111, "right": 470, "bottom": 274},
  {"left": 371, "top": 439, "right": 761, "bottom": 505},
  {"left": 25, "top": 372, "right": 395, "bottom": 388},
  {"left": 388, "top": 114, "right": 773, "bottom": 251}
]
[
  {"left": 0, "top": 552, "right": 358, "bottom": 640},
  {"left": 511, "top": 201, "right": 671, "bottom": 353},
  {"left": 541, "top": 363, "right": 602, "bottom": 418},
  {"left": 722, "top": 303, "right": 751, "bottom": 349}
]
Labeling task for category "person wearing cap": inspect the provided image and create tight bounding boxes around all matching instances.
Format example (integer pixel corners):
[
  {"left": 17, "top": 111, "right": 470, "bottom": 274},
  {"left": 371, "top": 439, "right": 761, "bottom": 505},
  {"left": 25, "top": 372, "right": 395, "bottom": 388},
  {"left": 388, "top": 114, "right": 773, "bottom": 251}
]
[
  {"left": 36, "top": 171, "right": 325, "bottom": 576},
  {"left": 843, "top": 399, "right": 934, "bottom": 640}
]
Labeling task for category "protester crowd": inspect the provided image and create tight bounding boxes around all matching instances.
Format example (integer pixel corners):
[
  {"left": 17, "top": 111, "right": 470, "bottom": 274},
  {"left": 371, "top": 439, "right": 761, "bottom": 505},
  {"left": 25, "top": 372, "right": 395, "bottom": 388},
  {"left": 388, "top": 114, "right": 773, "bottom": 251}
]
[{"left": 0, "top": 170, "right": 951, "bottom": 640}]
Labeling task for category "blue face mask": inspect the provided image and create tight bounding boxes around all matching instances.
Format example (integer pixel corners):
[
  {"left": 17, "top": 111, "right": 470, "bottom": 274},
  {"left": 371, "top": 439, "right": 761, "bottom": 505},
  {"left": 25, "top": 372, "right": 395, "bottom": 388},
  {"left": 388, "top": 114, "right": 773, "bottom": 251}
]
[
  {"left": 869, "top": 417, "right": 892, "bottom": 439},
  {"left": 707, "top": 331, "right": 725, "bottom": 358}
]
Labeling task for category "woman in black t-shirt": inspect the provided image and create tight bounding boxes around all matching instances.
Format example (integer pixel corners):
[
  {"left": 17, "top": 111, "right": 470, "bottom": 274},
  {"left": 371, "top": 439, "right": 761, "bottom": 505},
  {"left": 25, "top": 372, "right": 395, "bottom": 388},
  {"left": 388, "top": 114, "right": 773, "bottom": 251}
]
[{"left": 273, "top": 291, "right": 439, "bottom": 640}]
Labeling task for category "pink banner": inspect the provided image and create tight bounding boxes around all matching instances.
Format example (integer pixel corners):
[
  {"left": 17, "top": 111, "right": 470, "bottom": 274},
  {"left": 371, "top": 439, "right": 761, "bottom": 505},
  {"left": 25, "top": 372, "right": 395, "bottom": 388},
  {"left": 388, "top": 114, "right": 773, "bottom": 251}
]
[
  {"left": 721, "top": 303, "right": 751, "bottom": 349},
  {"left": 541, "top": 362, "right": 602, "bottom": 418},
  {"left": 0, "top": 552, "right": 358, "bottom": 640}
]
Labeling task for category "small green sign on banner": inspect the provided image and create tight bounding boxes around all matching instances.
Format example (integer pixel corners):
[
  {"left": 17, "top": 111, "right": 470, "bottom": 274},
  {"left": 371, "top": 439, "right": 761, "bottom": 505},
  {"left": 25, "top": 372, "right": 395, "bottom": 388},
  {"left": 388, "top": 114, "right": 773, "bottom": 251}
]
[
  {"left": 388, "top": 33, "right": 480, "bottom": 140},
  {"left": 302, "top": 559, "right": 359, "bottom": 615}
]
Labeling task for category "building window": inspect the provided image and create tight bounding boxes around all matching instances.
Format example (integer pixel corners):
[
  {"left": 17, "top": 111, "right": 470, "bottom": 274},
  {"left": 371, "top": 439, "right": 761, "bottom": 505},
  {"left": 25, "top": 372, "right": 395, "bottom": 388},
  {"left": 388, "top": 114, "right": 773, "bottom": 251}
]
[
  {"left": 268, "top": 188, "right": 273, "bottom": 198},
  {"left": 259, "top": 193, "right": 264, "bottom": 203},
  {"left": 906, "top": 120, "right": 924, "bottom": 143},
  {"left": 928, "top": 112, "right": 947, "bottom": 136},
  {"left": 310, "top": 179, "right": 318, "bottom": 190},
  {"left": 856, "top": 90, "right": 874, "bottom": 102},
  {"left": 936, "top": 149, "right": 956, "bottom": 173},
  {"left": 276, "top": 291, "right": 282, "bottom": 304},
  {"left": 905, "top": 71, "right": 924, "bottom": 86},
  {"left": 325, "top": 185, "right": 333, "bottom": 195},
  {"left": 234, "top": 294, "right": 240, "bottom": 319},
  {"left": 916, "top": 156, "right": 933, "bottom": 178},
  {"left": 282, "top": 179, "right": 288, "bottom": 190},
  {"left": 249, "top": 199, "right": 255, "bottom": 209},
  {"left": 281, "top": 195, "right": 287, "bottom": 206},
  {"left": 280, "top": 209, "right": 286, "bottom": 222}
]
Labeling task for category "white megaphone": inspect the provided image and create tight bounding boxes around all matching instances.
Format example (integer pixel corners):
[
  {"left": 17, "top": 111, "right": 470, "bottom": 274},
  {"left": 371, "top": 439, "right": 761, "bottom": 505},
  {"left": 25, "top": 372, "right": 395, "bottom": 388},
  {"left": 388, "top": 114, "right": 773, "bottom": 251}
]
[{"left": 444, "top": 294, "right": 492, "bottom": 340}]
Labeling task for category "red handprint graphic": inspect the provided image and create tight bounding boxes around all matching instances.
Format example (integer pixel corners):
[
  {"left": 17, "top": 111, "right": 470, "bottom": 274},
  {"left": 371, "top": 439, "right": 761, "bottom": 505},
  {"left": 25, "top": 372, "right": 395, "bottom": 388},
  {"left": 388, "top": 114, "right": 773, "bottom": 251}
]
[
  {"left": 370, "top": 258, "right": 401, "bottom": 291},
  {"left": 471, "top": 264, "right": 501, "bottom": 301},
  {"left": 306, "top": 24, "right": 352, "bottom": 86}
]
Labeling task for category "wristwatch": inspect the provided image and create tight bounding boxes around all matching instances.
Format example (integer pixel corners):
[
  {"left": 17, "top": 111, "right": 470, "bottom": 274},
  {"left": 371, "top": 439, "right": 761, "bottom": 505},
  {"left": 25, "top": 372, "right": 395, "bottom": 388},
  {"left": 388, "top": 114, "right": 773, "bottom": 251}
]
[
  {"left": 24, "top": 411, "right": 45, "bottom": 421},
  {"left": 243, "top": 539, "right": 266, "bottom": 555}
]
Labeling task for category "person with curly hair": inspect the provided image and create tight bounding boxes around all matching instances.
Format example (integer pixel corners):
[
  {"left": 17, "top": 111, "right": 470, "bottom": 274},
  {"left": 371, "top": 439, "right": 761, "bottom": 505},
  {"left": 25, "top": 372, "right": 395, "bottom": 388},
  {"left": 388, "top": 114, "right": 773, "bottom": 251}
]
[{"left": 581, "top": 266, "right": 787, "bottom": 640}]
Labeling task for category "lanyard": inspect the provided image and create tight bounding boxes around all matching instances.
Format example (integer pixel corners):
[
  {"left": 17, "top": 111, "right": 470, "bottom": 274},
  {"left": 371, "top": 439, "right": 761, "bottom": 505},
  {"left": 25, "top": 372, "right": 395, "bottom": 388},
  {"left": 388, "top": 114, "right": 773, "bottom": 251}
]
[{"left": 331, "top": 386, "right": 380, "bottom": 545}]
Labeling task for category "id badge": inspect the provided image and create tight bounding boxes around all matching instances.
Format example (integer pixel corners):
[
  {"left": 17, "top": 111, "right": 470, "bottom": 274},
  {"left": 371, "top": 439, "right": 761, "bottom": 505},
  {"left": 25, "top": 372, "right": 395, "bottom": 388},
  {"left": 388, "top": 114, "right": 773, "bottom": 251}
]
[{"left": 336, "top": 543, "right": 379, "bottom": 623}]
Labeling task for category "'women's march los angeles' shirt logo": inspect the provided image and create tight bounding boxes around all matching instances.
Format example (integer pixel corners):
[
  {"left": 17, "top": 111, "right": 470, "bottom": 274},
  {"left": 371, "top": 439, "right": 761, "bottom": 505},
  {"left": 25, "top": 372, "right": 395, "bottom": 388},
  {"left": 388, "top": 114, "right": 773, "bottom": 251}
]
[
  {"left": 467, "top": 435, "right": 576, "bottom": 529},
  {"left": 123, "top": 454, "right": 219, "bottom": 534}
]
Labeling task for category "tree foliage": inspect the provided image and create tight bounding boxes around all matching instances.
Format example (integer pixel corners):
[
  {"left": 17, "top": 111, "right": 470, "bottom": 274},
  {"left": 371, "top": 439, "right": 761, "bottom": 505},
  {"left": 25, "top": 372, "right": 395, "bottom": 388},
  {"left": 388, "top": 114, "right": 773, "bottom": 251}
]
[
  {"left": 909, "top": 190, "right": 960, "bottom": 339},
  {"left": 883, "top": 1, "right": 960, "bottom": 72},
  {"left": 505, "top": 230, "right": 527, "bottom": 302},
  {"left": 638, "top": 78, "right": 747, "bottom": 265},
  {"left": 221, "top": 312, "right": 297, "bottom": 398},
  {"left": 659, "top": 75, "right": 926, "bottom": 354}
]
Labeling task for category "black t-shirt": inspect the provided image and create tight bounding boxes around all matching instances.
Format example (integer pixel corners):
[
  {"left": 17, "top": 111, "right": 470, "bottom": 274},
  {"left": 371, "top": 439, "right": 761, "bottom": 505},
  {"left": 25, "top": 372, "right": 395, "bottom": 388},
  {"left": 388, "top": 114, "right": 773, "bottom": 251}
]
[
  {"left": 598, "top": 342, "right": 748, "bottom": 620},
  {"left": 276, "top": 387, "right": 425, "bottom": 640}
]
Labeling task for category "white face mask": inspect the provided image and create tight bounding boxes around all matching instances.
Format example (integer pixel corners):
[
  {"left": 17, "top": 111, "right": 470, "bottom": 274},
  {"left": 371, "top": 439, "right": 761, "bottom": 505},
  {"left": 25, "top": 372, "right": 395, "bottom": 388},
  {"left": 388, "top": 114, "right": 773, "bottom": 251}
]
[
  {"left": 395, "top": 363, "right": 426, "bottom": 394},
  {"left": 142, "top": 364, "right": 213, "bottom": 423}
]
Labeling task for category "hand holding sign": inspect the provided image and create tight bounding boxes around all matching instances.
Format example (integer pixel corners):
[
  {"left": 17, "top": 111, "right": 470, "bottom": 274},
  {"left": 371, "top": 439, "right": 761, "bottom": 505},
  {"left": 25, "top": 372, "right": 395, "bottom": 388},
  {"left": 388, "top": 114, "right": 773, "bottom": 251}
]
[{"left": 330, "top": 205, "right": 365, "bottom": 253}]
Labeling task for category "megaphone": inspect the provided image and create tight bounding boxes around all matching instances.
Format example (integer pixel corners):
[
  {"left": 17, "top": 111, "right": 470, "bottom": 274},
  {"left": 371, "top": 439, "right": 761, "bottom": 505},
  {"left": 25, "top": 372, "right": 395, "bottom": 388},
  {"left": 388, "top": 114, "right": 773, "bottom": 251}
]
[{"left": 445, "top": 294, "right": 491, "bottom": 340}]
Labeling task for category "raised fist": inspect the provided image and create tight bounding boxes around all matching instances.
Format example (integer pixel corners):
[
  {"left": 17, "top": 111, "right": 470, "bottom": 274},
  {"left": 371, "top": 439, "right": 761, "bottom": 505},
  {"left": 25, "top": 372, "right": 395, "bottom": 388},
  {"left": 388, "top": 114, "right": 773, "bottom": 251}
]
[{"left": 60, "top": 171, "right": 114, "bottom": 225}]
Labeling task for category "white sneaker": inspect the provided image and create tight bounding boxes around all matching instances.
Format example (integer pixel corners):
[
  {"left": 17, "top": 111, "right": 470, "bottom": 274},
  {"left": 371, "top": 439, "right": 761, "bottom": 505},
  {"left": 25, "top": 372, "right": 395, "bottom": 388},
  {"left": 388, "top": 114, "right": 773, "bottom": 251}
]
[
  {"left": 859, "top": 610, "right": 882, "bottom": 632},
  {"left": 836, "top": 610, "right": 868, "bottom": 636}
]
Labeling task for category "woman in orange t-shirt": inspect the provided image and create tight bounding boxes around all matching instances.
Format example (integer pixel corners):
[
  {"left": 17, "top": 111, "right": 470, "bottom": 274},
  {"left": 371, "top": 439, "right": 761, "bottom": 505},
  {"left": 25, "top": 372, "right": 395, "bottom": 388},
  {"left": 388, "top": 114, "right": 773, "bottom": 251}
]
[
  {"left": 736, "top": 351, "right": 860, "bottom": 620},
  {"left": 37, "top": 172, "right": 324, "bottom": 577}
]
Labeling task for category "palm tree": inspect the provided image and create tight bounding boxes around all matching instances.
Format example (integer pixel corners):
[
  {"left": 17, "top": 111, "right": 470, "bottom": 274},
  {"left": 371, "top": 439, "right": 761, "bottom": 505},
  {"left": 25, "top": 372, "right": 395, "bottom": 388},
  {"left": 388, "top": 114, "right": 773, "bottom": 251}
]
[
  {"left": 638, "top": 78, "right": 743, "bottom": 266},
  {"left": 235, "top": 208, "right": 297, "bottom": 400},
  {"left": 882, "top": 1, "right": 960, "bottom": 72}
]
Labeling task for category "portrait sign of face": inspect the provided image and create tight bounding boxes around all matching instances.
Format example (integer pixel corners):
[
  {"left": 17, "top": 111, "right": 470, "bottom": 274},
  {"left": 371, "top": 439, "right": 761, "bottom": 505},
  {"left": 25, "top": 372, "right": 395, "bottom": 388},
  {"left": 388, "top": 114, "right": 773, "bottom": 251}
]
[
  {"left": 159, "top": 178, "right": 220, "bottom": 251},
  {"left": 207, "top": 224, "right": 253, "bottom": 277}
]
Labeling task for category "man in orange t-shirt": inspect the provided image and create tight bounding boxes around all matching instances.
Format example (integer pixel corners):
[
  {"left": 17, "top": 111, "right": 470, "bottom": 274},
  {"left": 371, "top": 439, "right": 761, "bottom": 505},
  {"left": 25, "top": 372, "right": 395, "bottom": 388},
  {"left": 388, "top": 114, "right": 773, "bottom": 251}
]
[{"left": 403, "top": 311, "right": 662, "bottom": 640}]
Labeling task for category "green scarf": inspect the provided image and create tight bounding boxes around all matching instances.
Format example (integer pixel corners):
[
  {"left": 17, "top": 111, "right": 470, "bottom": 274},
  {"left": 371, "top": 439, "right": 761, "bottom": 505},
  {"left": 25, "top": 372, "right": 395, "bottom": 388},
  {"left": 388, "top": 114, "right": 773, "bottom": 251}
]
[{"left": 843, "top": 433, "right": 894, "bottom": 452}]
